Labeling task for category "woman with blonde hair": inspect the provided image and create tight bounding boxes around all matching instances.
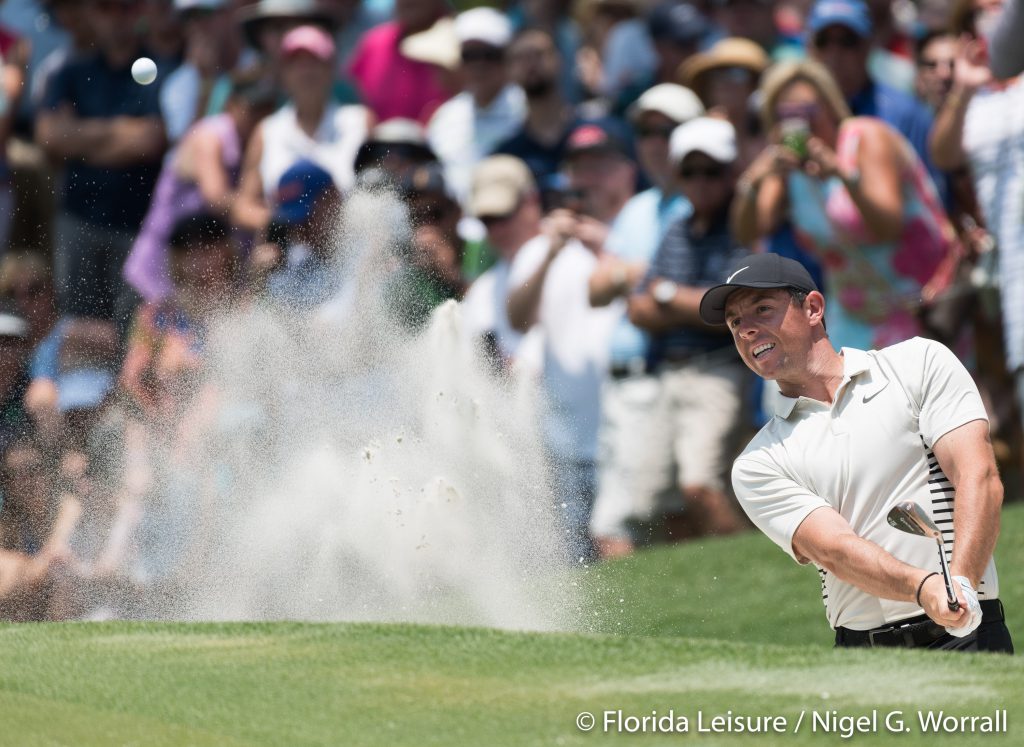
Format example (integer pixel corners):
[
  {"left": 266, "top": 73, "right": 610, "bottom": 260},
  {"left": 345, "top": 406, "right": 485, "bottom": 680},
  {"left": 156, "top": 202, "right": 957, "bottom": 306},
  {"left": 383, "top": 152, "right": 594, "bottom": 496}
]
[{"left": 732, "top": 59, "right": 961, "bottom": 350}]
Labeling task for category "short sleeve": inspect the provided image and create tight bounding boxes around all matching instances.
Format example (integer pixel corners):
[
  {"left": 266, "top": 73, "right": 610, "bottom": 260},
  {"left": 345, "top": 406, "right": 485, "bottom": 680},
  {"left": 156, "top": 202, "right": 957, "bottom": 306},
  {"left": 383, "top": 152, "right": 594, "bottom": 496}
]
[
  {"left": 39, "top": 58, "right": 72, "bottom": 112},
  {"left": 914, "top": 338, "right": 989, "bottom": 447},
  {"left": 732, "top": 454, "right": 832, "bottom": 564}
]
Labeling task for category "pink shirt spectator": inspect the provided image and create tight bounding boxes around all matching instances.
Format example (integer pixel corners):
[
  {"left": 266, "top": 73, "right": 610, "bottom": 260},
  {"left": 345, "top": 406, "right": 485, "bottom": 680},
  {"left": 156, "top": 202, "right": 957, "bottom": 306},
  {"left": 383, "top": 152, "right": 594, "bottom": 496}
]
[{"left": 347, "top": 22, "right": 452, "bottom": 124}]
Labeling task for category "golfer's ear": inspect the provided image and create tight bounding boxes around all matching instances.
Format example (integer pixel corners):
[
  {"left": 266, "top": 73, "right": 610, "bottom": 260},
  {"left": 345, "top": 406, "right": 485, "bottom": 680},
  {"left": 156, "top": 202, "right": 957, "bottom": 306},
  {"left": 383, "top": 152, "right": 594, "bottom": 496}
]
[{"left": 806, "top": 291, "right": 826, "bottom": 328}]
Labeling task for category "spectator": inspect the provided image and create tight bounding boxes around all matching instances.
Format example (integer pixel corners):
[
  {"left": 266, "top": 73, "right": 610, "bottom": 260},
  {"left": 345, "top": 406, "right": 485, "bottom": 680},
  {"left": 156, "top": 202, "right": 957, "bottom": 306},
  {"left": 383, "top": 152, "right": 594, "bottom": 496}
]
[
  {"left": 646, "top": 1, "right": 711, "bottom": 89},
  {"left": 0, "top": 250, "right": 58, "bottom": 347},
  {"left": 23, "top": 316, "right": 119, "bottom": 454},
  {"left": 0, "top": 436, "right": 53, "bottom": 620},
  {"left": 239, "top": 0, "right": 335, "bottom": 83},
  {"left": 426, "top": 7, "right": 527, "bottom": 201},
  {"left": 507, "top": 0, "right": 583, "bottom": 103},
  {"left": 346, "top": 0, "right": 454, "bottom": 123},
  {"left": 575, "top": 0, "right": 657, "bottom": 111},
  {"left": 734, "top": 59, "right": 961, "bottom": 351},
  {"left": 678, "top": 36, "right": 769, "bottom": 169},
  {"left": 353, "top": 118, "right": 438, "bottom": 188},
  {"left": 506, "top": 121, "right": 637, "bottom": 560},
  {"left": 587, "top": 83, "right": 704, "bottom": 557},
  {"left": 914, "top": 30, "right": 958, "bottom": 111},
  {"left": 460, "top": 155, "right": 544, "bottom": 376},
  {"left": 232, "top": 24, "right": 370, "bottom": 234},
  {"left": 35, "top": 0, "right": 167, "bottom": 324},
  {"left": 263, "top": 160, "right": 343, "bottom": 309},
  {"left": 122, "top": 213, "right": 238, "bottom": 418},
  {"left": 159, "top": 0, "right": 250, "bottom": 144},
  {"left": 863, "top": 0, "right": 917, "bottom": 94},
  {"left": 988, "top": 0, "right": 1023, "bottom": 79},
  {"left": 386, "top": 163, "right": 467, "bottom": 328},
  {"left": 495, "top": 27, "right": 625, "bottom": 187},
  {"left": 0, "top": 300, "right": 29, "bottom": 451},
  {"left": 712, "top": 0, "right": 794, "bottom": 58},
  {"left": 0, "top": 6, "right": 28, "bottom": 258},
  {"left": 931, "top": 0, "right": 1024, "bottom": 435},
  {"left": 126, "top": 75, "right": 278, "bottom": 304},
  {"left": 626, "top": 117, "right": 749, "bottom": 537},
  {"left": 30, "top": 1, "right": 95, "bottom": 113},
  {"left": 805, "top": 0, "right": 940, "bottom": 188},
  {"left": 321, "top": 0, "right": 391, "bottom": 65}
]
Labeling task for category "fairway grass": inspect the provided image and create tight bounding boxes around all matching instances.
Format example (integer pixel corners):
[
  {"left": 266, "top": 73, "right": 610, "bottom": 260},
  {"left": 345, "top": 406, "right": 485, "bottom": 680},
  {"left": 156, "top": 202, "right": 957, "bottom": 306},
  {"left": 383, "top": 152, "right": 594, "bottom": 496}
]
[{"left": 1, "top": 504, "right": 1021, "bottom": 746}]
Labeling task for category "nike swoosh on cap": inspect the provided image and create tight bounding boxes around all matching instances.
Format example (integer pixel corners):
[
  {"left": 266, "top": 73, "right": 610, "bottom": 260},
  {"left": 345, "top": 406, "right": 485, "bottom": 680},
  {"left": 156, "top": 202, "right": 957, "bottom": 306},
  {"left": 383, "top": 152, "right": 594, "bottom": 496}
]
[{"left": 726, "top": 266, "right": 750, "bottom": 284}]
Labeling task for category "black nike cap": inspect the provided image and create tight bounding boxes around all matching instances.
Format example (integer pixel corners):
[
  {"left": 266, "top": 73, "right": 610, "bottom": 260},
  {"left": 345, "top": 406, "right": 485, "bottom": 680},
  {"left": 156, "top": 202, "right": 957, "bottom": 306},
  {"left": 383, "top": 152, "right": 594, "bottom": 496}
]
[{"left": 699, "top": 253, "right": 818, "bottom": 325}]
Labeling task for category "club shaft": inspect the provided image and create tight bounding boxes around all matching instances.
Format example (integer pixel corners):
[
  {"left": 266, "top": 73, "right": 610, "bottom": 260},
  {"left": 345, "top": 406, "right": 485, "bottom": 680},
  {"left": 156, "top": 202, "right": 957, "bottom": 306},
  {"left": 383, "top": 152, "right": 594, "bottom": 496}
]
[{"left": 936, "top": 541, "right": 960, "bottom": 611}]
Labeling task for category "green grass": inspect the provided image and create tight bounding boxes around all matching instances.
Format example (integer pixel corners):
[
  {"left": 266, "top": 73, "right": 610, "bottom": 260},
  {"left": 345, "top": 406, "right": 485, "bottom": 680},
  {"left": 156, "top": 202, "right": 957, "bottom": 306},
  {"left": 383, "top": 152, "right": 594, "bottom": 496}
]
[{"left": 1, "top": 505, "right": 1021, "bottom": 746}]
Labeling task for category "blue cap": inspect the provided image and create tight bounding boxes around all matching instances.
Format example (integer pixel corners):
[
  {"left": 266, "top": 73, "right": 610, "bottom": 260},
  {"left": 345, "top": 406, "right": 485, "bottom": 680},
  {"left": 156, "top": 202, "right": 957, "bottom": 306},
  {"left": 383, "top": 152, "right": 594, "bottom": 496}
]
[
  {"left": 648, "top": 1, "right": 710, "bottom": 47},
  {"left": 273, "top": 159, "right": 337, "bottom": 225},
  {"left": 57, "top": 368, "right": 115, "bottom": 413},
  {"left": 807, "top": 0, "right": 872, "bottom": 38}
]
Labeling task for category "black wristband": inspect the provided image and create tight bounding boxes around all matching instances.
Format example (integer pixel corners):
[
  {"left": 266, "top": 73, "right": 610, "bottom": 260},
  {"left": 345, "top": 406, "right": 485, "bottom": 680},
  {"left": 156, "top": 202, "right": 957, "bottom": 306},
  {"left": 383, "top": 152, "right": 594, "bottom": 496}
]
[{"left": 916, "top": 572, "right": 940, "bottom": 607}]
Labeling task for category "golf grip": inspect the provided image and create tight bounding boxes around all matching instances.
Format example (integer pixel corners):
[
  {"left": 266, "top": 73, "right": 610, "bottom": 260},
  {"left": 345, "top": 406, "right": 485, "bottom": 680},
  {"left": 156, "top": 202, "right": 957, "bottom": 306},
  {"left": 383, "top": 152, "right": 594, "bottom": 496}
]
[{"left": 937, "top": 544, "right": 961, "bottom": 612}]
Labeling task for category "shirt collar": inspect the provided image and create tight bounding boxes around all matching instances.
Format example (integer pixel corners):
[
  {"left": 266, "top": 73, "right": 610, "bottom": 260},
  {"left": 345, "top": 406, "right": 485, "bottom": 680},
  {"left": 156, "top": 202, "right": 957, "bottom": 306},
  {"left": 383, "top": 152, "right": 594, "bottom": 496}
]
[{"left": 771, "top": 347, "right": 872, "bottom": 419}]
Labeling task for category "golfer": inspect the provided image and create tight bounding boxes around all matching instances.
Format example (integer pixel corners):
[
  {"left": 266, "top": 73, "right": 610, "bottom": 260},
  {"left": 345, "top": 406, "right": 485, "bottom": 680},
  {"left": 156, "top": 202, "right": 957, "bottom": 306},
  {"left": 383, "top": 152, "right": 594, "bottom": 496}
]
[{"left": 699, "top": 253, "right": 1013, "bottom": 651}]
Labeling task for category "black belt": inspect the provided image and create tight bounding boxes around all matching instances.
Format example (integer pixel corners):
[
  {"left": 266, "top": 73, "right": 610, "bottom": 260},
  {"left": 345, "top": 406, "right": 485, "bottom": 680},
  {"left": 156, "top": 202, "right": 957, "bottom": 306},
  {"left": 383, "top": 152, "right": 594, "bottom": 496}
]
[
  {"left": 608, "top": 358, "right": 647, "bottom": 379},
  {"left": 835, "top": 599, "right": 1005, "bottom": 648}
]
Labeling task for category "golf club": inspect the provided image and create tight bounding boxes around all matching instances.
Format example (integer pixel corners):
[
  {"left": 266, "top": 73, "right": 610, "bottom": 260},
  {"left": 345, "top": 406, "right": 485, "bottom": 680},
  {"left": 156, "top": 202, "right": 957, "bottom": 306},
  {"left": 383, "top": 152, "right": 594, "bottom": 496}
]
[{"left": 886, "top": 500, "right": 960, "bottom": 611}]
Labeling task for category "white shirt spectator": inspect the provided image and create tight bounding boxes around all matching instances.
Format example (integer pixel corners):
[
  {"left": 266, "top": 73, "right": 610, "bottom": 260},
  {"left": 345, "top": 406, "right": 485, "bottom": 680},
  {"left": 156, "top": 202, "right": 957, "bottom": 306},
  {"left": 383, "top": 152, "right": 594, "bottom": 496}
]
[
  {"left": 507, "top": 235, "right": 620, "bottom": 461},
  {"left": 259, "top": 101, "right": 370, "bottom": 197},
  {"left": 427, "top": 84, "right": 527, "bottom": 202}
]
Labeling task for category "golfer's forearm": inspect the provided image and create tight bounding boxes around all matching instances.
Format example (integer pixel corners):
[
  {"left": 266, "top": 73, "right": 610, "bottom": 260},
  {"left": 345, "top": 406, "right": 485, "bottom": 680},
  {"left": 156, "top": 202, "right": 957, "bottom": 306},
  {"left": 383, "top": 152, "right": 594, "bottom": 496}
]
[
  {"left": 815, "top": 534, "right": 923, "bottom": 604},
  {"left": 950, "top": 472, "right": 1003, "bottom": 586}
]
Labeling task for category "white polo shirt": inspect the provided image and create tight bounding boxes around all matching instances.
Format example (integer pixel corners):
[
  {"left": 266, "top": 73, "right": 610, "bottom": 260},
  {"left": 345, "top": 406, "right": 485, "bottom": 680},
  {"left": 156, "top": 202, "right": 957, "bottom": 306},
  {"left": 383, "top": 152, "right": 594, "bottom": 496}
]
[{"left": 732, "top": 337, "right": 999, "bottom": 631}]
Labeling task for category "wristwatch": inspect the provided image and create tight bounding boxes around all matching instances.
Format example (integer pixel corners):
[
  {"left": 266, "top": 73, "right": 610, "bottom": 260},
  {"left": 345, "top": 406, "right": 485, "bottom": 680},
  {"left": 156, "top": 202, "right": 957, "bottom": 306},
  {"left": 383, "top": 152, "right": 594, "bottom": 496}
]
[{"left": 652, "top": 279, "right": 679, "bottom": 305}]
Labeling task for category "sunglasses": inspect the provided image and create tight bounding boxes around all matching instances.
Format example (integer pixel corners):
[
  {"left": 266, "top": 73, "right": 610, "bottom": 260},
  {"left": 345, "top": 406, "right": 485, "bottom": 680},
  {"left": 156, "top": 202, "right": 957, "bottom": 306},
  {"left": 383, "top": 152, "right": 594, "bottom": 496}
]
[
  {"left": 775, "top": 102, "right": 819, "bottom": 122},
  {"left": 813, "top": 31, "right": 862, "bottom": 50},
  {"left": 461, "top": 48, "right": 504, "bottom": 64},
  {"left": 919, "top": 58, "right": 955, "bottom": 71},
  {"left": 634, "top": 124, "right": 676, "bottom": 140},
  {"left": 679, "top": 165, "right": 727, "bottom": 180}
]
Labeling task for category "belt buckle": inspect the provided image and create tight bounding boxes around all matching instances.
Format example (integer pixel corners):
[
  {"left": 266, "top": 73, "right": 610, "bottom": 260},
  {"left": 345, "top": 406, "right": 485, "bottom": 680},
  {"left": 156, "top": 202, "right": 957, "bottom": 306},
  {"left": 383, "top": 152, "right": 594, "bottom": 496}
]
[{"left": 867, "top": 626, "right": 893, "bottom": 647}]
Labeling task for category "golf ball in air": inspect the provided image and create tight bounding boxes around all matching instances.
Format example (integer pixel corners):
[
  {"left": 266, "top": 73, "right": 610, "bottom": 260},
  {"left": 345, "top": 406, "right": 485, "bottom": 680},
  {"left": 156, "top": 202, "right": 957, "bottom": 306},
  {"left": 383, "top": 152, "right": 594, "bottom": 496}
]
[{"left": 131, "top": 57, "right": 158, "bottom": 85}]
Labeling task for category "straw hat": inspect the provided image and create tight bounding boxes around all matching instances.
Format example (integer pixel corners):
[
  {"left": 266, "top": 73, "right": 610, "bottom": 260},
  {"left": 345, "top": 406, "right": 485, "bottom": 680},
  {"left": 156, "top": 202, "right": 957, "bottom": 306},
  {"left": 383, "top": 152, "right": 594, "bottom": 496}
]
[{"left": 677, "top": 37, "right": 769, "bottom": 90}]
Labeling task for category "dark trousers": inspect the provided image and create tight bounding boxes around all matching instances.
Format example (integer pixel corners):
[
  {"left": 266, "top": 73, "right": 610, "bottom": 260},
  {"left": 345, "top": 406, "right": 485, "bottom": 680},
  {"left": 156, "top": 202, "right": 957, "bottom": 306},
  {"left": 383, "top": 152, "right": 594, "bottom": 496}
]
[{"left": 835, "top": 599, "right": 1013, "bottom": 652}]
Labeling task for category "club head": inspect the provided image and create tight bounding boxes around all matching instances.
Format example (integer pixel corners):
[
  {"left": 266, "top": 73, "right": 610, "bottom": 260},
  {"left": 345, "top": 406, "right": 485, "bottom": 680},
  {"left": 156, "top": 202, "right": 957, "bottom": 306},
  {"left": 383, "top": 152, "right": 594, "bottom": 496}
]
[{"left": 886, "top": 501, "right": 942, "bottom": 541}]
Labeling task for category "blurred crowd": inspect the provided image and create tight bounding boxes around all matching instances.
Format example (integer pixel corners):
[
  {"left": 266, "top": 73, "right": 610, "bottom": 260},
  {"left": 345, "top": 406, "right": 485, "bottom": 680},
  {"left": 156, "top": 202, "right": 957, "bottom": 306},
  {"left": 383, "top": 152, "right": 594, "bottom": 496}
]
[{"left": 1, "top": 0, "right": 1023, "bottom": 620}]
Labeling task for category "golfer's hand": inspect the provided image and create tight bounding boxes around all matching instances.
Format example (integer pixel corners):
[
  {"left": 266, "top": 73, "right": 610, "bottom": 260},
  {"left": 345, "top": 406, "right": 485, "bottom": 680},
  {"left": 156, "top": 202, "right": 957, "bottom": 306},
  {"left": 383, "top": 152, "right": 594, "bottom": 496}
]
[
  {"left": 920, "top": 573, "right": 968, "bottom": 628},
  {"left": 945, "top": 576, "right": 983, "bottom": 638}
]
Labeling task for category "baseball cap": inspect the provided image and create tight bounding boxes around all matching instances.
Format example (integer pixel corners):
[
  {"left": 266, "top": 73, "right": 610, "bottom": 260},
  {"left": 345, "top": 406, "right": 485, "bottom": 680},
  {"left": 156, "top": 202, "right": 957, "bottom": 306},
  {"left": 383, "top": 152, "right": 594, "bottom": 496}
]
[
  {"left": 455, "top": 7, "right": 512, "bottom": 48},
  {"left": 627, "top": 83, "right": 704, "bottom": 125},
  {"left": 564, "top": 122, "right": 630, "bottom": 161},
  {"left": 274, "top": 159, "right": 337, "bottom": 224},
  {"left": 281, "top": 24, "right": 336, "bottom": 61},
  {"left": 469, "top": 155, "right": 536, "bottom": 218},
  {"left": 648, "top": 1, "right": 710, "bottom": 46},
  {"left": 699, "top": 253, "right": 819, "bottom": 325},
  {"left": 806, "top": 0, "right": 872, "bottom": 38},
  {"left": 57, "top": 368, "right": 115, "bottom": 413},
  {"left": 669, "top": 116, "right": 737, "bottom": 167}
]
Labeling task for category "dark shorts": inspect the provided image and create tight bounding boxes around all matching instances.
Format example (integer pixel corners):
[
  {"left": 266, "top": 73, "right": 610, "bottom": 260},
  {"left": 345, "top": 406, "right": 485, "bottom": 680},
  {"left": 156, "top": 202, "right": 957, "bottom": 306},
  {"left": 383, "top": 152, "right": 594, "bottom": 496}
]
[{"left": 835, "top": 599, "right": 1013, "bottom": 653}]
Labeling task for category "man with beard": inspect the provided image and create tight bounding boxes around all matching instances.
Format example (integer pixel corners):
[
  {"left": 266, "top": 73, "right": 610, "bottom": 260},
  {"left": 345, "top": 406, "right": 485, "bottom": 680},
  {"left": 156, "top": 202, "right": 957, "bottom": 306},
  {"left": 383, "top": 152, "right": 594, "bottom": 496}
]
[{"left": 494, "top": 27, "right": 624, "bottom": 187}]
